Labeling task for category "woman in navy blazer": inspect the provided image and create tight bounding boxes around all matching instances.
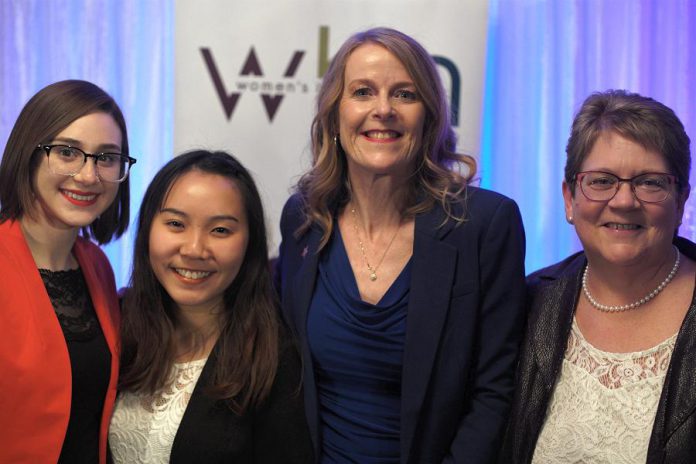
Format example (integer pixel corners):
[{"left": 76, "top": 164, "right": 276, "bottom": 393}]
[{"left": 275, "top": 27, "right": 526, "bottom": 463}]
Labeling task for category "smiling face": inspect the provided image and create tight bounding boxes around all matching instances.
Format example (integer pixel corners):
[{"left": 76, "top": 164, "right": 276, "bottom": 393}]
[
  {"left": 149, "top": 170, "right": 249, "bottom": 314},
  {"left": 338, "top": 43, "right": 426, "bottom": 181},
  {"left": 31, "top": 112, "right": 122, "bottom": 231},
  {"left": 563, "top": 131, "right": 686, "bottom": 269}
]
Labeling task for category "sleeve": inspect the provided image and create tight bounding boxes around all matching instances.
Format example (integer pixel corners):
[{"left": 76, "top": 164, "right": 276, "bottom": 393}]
[
  {"left": 445, "top": 197, "right": 527, "bottom": 463},
  {"left": 252, "top": 330, "right": 314, "bottom": 463}
]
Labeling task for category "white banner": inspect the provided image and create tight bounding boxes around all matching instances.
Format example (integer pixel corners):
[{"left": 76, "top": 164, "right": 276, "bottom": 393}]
[{"left": 175, "top": 0, "right": 489, "bottom": 254}]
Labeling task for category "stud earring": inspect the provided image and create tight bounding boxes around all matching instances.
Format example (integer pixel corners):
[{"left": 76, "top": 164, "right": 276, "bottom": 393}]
[{"left": 566, "top": 216, "right": 574, "bottom": 224}]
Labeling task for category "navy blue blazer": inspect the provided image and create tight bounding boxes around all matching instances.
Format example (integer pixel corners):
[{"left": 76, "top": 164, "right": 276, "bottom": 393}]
[{"left": 275, "top": 187, "right": 526, "bottom": 463}]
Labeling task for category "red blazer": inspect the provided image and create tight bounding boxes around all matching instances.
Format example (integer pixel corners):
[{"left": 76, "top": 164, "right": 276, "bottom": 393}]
[{"left": 0, "top": 220, "right": 120, "bottom": 464}]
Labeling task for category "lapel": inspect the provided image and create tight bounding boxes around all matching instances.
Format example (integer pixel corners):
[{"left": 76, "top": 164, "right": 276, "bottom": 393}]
[
  {"left": 289, "top": 226, "right": 323, "bottom": 341},
  {"left": 171, "top": 349, "right": 219, "bottom": 461},
  {"left": 648, "top": 238, "right": 696, "bottom": 458},
  {"left": 527, "top": 255, "right": 583, "bottom": 392},
  {"left": 400, "top": 207, "right": 457, "bottom": 461},
  {"left": 288, "top": 224, "right": 323, "bottom": 453},
  {"left": 2, "top": 220, "right": 60, "bottom": 335}
]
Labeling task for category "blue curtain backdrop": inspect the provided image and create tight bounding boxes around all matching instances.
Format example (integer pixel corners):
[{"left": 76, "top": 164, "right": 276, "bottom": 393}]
[
  {"left": 1, "top": 0, "right": 695, "bottom": 284},
  {"left": 0, "top": 0, "right": 174, "bottom": 287},
  {"left": 481, "top": 0, "right": 696, "bottom": 273}
]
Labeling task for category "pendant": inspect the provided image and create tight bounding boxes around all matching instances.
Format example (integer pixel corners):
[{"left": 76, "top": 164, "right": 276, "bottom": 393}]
[{"left": 369, "top": 272, "right": 377, "bottom": 281}]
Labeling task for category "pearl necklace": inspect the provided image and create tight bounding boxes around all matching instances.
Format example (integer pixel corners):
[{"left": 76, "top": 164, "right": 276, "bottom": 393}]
[
  {"left": 582, "top": 245, "right": 681, "bottom": 313},
  {"left": 349, "top": 205, "right": 401, "bottom": 281}
]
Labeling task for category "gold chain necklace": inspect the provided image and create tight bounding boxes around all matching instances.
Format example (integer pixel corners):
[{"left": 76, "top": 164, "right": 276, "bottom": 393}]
[{"left": 349, "top": 205, "right": 401, "bottom": 281}]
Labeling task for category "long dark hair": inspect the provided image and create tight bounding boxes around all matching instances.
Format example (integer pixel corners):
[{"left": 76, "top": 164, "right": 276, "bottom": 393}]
[
  {"left": 0, "top": 80, "right": 131, "bottom": 244},
  {"left": 119, "top": 150, "right": 279, "bottom": 414}
]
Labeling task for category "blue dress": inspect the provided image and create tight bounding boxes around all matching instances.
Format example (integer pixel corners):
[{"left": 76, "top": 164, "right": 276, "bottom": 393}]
[{"left": 307, "top": 226, "right": 411, "bottom": 463}]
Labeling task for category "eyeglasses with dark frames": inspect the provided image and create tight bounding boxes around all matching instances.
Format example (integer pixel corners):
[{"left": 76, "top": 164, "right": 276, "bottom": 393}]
[
  {"left": 575, "top": 170, "right": 678, "bottom": 203},
  {"left": 38, "top": 144, "right": 137, "bottom": 183}
]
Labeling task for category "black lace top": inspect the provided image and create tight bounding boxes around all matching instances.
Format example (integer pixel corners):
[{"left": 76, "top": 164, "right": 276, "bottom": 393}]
[{"left": 39, "top": 268, "right": 111, "bottom": 464}]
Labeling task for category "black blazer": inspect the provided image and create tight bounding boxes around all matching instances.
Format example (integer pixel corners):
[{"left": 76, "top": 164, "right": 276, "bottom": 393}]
[
  {"left": 499, "top": 237, "right": 696, "bottom": 463},
  {"left": 168, "top": 330, "right": 313, "bottom": 463},
  {"left": 275, "top": 188, "right": 527, "bottom": 463}
]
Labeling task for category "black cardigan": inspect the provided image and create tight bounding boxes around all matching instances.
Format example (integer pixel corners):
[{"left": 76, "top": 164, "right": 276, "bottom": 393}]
[
  {"left": 499, "top": 237, "right": 696, "bottom": 463},
  {"left": 168, "top": 327, "right": 314, "bottom": 463}
]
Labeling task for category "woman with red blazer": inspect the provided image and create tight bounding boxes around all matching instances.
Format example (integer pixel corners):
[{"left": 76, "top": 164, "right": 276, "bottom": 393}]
[{"left": 0, "top": 80, "right": 135, "bottom": 464}]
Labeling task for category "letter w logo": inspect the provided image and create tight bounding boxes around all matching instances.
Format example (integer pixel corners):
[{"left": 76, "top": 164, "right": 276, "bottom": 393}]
[{"left": 201, "top": 47, "right": 305, "bottom": 122}]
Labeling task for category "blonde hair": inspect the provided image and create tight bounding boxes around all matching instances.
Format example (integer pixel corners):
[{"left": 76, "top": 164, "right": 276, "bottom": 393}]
[{"left": 296, "top": 27, "right": 476, "bottom": 248}]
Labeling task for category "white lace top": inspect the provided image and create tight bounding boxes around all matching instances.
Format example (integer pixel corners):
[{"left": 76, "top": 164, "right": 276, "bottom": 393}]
[
  {"left": 532, "top": 319, "right": 676, "bottom": 464},
  {"left": 109, "top": 358, "right": 208, "bottom": 464}
]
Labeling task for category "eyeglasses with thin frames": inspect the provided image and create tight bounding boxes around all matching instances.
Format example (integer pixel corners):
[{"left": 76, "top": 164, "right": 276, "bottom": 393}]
[
  {"left": 38, "top": 144, "right": 137, "bottom": 183},
  {"left": 575, "top": 170, "right": 678, "bottom": 203}
]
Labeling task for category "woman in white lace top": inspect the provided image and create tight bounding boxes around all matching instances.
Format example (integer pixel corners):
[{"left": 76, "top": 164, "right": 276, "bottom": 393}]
[
  {"left": 109, "top": 150, "right": 313, "bottom": 463},
  {"left": 500, "top": 90, "right": 696, "bottom": 463}
]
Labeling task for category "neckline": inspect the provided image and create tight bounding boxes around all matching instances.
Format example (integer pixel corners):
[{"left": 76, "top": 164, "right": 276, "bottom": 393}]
[
  {"left": 332, "top": 224, "right": 412, "bottom": 307},
  {"left": 38, "top": 267, "right": 81, "bottom": 274},
  {"left": 173, "top": 357, "right": 208, "bottom": 368},
  {"left": 571, "top": 317, "right": 677, "bottom": 358}
]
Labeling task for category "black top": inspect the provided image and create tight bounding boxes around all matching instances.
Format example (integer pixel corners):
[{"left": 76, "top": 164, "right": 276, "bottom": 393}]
[{"left": 39, "top": 268, "right": 111, "bottom": 464}]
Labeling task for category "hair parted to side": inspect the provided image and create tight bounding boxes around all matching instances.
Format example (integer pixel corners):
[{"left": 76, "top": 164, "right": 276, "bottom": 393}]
[
  {"left": 565, "top": 89, "right": 691, "bottom": 196},
  {"left": 296, "top": 27, "right": 477, "bottom": 247},
  {"left": 119, "top": 150, "right": 280, "bottom": 414},
  {"left": 0, "top": 79, "right": 131, "bottom": 244}
]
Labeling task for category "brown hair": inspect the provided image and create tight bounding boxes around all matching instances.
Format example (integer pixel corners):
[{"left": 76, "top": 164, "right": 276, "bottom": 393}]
[
  {"left": 565, "top": 89, "right": 691, "bottom": 196},
  {"left": 296, "top": 27, "right": 477, "bottom": 247},
  {"left": 119, "top": 150, "right": 280, "bottom": 414},
  {"left": 0, "top": 79, "right": 131, "bottom": 244}
]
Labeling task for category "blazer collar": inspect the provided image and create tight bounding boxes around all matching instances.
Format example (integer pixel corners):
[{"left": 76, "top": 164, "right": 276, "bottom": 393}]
[{"left": 414, "top": 194, "right": 462, "bottom": 241}]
